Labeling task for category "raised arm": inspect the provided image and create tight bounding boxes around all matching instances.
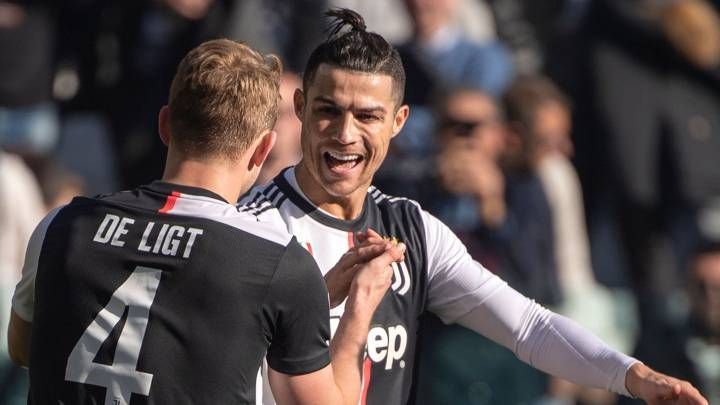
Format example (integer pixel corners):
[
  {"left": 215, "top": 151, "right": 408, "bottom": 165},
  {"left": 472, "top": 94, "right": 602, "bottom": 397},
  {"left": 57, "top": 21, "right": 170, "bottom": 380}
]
[{"left": 267, "top": 237, "right": 404, "bottom": 405}]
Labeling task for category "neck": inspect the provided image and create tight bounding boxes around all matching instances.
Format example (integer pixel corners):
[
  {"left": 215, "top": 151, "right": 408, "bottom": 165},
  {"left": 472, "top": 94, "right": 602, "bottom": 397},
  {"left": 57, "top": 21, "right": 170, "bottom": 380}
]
[
  {"left": 294, "top": 164, "right": 367, "bottom": 221},
  {"left": 162, "top": 150, "right": 250, "bottom": 203}
]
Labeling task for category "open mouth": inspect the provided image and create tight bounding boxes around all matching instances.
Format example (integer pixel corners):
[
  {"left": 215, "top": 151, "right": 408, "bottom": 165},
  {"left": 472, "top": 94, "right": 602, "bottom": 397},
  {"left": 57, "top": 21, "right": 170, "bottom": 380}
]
[{"left": 324, "top": 151, "right": 364, "bottom": 172}]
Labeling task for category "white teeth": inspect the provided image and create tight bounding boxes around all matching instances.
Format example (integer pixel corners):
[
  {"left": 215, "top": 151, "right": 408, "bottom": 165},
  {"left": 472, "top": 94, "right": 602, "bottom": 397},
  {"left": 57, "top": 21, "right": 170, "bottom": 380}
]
[{"left": 327, "top": 151, "right": 361, "bottom": 161}]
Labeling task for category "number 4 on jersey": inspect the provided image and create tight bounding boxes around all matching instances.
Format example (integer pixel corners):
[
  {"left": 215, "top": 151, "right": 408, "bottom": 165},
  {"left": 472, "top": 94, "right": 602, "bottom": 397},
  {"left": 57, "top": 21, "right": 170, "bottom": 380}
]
[{"left": 65, "top": 266, "right": 162, "bottom": 405}]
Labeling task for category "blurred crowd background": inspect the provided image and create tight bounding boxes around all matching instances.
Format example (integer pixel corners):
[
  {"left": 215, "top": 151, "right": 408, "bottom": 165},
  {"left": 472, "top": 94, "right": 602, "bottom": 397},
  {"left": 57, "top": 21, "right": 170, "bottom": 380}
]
[{"left": 2, "top": 0, "right": 720, "bottom": 404}]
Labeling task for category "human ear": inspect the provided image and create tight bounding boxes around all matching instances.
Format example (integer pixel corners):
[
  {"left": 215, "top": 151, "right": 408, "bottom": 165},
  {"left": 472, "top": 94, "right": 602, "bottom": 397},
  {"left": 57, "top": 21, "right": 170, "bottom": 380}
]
[
  {"left": 391, "top": 105, "right": 410, "bottom": 138},
  {"left": 158, "top": 105, "right": 171, "bottom": 146},
  {"left": 250, "top": 130, "right": 277, "bottom": 168},
  {"left": 293, "top": 88, "right": 305, "bottom": 121}
]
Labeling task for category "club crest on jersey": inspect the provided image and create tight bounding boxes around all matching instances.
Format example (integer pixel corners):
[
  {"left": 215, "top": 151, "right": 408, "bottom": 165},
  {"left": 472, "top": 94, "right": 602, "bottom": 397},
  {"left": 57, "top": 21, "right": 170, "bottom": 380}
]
[{"left": 390, "top": 261, "right": 411, "bottom": 295}]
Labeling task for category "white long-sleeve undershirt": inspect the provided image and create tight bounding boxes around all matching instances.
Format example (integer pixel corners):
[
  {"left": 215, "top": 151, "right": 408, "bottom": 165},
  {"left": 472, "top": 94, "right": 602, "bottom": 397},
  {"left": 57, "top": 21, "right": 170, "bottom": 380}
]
[
  {"left": 420, "top": 209, "right": 638, "bottom": 396},
  {"left": 454, "top": 282, "right": 637, "bottom": 396}
]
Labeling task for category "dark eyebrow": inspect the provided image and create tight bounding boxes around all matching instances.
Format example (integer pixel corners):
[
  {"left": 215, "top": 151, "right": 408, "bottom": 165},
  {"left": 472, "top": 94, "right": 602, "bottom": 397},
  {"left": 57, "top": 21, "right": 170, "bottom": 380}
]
[
  {"left": 356, "top": 106, "right": 386, "bottom": 115},
  {"left": 312, "top": 96, "right": 339, "bottom": 106},
  {"left": 312, "top": 96, "right": 386, "bottom": 115}
]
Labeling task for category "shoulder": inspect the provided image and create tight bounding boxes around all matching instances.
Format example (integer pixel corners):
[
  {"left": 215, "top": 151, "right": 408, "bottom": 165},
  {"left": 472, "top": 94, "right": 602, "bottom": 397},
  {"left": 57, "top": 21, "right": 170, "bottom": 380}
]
[
  {"left": 178, "top": 198, "right": 294, "bottom": 248},
  {"left": 368, "top": 185, "right": 443, "bottom": 245},
  {"left": 370, "top": 187, "right": 465, "bottom": 253},
  {"left": 32, "top": 205, "right": 67, "bottom": 239},
  {"left": 369, "top": 185, "right": 423, "bottom": 213},
  {"left": 238, "top": 181, "right": 287, "bottom": 215},
  {"left": 275, "top": 239, "right": 323, "bottom": 284},
  {"left": 233, "top": 212, "right": 294, "bottom": 247}
]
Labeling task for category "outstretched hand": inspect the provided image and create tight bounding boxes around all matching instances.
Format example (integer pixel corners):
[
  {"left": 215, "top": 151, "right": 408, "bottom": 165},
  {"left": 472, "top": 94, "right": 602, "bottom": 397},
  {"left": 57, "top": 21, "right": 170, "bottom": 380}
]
[
  {"left": 324, "top": 229, "right": 404, "bottom": 308},
  {"left": 625, "top": 363, "right": 708, "bottom": 405}
]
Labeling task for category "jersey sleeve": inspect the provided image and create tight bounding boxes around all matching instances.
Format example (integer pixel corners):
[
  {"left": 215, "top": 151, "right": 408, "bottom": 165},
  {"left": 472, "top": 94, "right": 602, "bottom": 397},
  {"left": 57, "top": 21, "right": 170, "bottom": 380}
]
[
  {"left": 263, "top": 238, "right": 331, "bottom": 375},
  {"left": 421, "top": 209, "right": 509, "bottom": 324},
  {"left": 12, "top": 206, "right": 63, "bottom": 322}
]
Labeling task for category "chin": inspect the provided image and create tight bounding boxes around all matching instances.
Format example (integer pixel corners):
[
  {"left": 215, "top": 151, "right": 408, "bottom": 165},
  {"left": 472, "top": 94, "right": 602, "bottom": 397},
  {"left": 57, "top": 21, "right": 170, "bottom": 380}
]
[{"left": 321, "top": 178, "right": 364, "bottom": 199}]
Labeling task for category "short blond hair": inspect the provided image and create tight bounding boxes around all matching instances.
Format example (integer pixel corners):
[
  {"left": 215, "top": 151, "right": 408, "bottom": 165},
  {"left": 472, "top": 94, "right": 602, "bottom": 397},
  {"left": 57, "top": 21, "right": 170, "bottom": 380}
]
[{"left": 168, "top": 39, "right": 282, "bottom": 159}]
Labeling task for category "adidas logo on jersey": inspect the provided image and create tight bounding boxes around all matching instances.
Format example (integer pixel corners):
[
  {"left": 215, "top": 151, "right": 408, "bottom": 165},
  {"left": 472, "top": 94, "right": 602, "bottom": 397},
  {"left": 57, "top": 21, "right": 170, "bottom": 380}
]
[{"left": 367, "top": 324, "right": 408, "bottom": 370}]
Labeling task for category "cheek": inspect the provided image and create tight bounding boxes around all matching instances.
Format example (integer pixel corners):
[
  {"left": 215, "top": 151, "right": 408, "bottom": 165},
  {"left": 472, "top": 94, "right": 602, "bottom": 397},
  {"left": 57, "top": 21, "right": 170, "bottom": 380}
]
[
  {"left": 300, "top": 131, "right": 318, "bottom": 157},
  {"left": 368, "top": 136, "right": 392, "bottom": 164}
]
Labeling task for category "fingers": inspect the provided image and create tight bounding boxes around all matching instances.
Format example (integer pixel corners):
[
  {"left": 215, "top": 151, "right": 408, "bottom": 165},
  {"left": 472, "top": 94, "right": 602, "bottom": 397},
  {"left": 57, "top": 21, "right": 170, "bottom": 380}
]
[
  {"left": 367, "top": 243, "right": 406, "bottom": 269},
  {"left": 628, "top": 364, "right": 708, "bottom": 405},
  {"left": 650, "top": 378, "right": 707, "bottom": 405},
  {"left": 355, "top": 229, "right": 406, "bottom": 261},
  {"left": 354, "top": 229, "right": 386, "bottom": 245},
  {"left": 677, "top": 381, "right": 708, "bottom": 405},
  {"left": 337, "top": 243, "right": 389, "bottom": 271}
]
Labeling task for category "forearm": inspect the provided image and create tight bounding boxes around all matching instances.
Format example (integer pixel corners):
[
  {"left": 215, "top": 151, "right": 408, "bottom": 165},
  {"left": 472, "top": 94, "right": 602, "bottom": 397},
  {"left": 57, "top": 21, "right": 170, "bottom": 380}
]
[
  {"left": 455, "top": 284, "right": 637, "bottom": 396},
  {"left": 324, "top": 242, "right": 401, "bottom": 405},
  {"left": 328, "top": 293, "right": 375, "bottom": 405},
  {"left": 516, "top": 309, "right": 637, "bottom": 395}
]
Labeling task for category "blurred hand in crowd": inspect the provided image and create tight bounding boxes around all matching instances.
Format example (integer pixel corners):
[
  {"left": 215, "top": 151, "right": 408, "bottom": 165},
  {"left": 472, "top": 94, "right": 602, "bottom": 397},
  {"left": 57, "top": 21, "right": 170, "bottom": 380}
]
[
  {"left": 436, "top": 89, "right": 507, "bottom": 226},
  {"left": 661, "top": 0, "right": 720, "bottom": 69},
  {"left": 437, "top": 138, "right": 504, "bottom": 202},
  {"left": 0, "top": 2, "right": 24, "bottom": 29},
  {"left": 161, "top": 0, "right": 214, "bottom": 20}
]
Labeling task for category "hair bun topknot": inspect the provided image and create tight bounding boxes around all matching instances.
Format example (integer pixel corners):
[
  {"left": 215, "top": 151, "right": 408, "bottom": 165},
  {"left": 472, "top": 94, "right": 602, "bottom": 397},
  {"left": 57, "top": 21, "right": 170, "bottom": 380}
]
[{"left": 325, "top": 8, "right": 367, "bottom": 38}]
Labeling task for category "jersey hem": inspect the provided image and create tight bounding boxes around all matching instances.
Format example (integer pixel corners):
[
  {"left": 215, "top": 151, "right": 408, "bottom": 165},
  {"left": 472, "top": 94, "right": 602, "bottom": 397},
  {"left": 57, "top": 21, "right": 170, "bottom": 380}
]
[{"left": 267, "top": 352, "right": 331, "bottom": 376}]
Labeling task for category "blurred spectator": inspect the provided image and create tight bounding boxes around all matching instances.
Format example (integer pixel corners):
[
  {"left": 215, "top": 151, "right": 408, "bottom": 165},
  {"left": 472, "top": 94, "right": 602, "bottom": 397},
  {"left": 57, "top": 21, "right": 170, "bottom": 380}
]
[
  {"left": 375, "top": 0, "right": 513, "bottom": 200},
  {"left": 56, "top": 0, "right": 232, "bottom": 189},
  {"left": 573, "top": 0, "right": 720, "bottom": 346},
  {"left": 686, "top": 242, "right": 720, "bottom": 403},
  {"left": 504, "top": 76, "right": 637, "bottom": 404},
  {"left": 429, "top": 88, "right": 560, "bottom": 304},
  {"left": 328, "top": 0, "right": 498, "bottom": 49},
  {"left": 256, "top": 72, "right": 302, "bottom": 185},
  {"left": 487, "top": 0, "right": 591, "bottom": 76},
  {"left": 0, "top": 150, "right": 44, "bottom": 404},
  {"left": 23, "top": 158, "right": 85, "bottom": 211},
  {"left": 620, "top": 241, "right": 720, "bottom": 405},
  {"left": 413, "top": 88, "right": 558, "bottom": 405},
  {"left": 55, "top": 114, "right": 117, "bottom": 196},
  {"left": 399, "top": 0, "right": 513, "bottom": 100},
  {"left": 0, "top": 1, "right": 59, "bottom": 156},
  {"left": 226, "top": 0, "right": 326, "bottom": 72}
]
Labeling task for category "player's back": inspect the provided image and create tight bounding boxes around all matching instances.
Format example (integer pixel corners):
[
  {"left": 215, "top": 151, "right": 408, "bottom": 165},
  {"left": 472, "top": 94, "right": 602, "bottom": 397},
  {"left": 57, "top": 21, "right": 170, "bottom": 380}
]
[{"left": 25, "top": 182, "right": 330, "bottom": 404}]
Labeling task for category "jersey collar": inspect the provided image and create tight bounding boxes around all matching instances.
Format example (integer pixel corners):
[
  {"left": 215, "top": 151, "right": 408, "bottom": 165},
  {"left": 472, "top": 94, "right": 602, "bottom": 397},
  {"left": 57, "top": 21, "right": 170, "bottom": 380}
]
[
  {"left": 274, "top": 167, "right": 372, "bottom": 232},
  {"left": 144, "top": 181, "right": 230, "bottom": 204}
]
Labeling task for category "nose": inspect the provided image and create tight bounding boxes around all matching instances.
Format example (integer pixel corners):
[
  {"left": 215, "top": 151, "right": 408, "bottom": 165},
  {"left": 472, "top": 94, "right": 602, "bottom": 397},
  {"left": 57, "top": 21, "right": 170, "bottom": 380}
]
[{"left": 334, "top": 112, "right": 357, "bottom": 145}]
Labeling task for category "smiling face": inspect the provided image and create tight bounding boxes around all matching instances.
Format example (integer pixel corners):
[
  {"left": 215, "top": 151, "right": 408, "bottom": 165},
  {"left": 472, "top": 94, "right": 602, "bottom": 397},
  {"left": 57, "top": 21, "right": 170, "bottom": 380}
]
[{"left": 294, "top": 64, "right": 409, "bottom": 218}]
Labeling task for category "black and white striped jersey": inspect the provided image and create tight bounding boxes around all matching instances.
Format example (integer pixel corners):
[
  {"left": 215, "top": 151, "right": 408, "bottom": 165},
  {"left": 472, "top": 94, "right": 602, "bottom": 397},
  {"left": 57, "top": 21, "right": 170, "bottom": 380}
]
[
  {"left": 239, "top": 168, "right": 510, "bottom": 405},
  {"left": 12, "top": 181, "right": 332, "bottom": 405}
]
